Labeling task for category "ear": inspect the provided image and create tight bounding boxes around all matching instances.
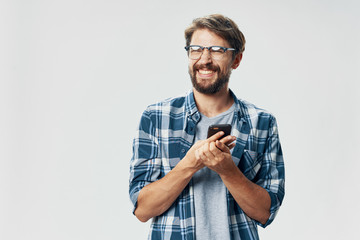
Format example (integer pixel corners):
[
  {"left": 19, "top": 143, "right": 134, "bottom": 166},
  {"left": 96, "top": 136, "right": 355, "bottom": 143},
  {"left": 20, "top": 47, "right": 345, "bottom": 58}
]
[{"left": 231, "top": 53, "right": 242, "bottom": 70}]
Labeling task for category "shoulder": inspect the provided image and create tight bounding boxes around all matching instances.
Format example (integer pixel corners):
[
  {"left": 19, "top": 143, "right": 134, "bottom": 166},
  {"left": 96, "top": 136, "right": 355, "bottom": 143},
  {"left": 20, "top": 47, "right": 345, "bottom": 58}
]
[
  {"left": 238, "top": 98, "right": 274, "bottom": 118},
  {"left": 142, "top": 92, "right": 188, "bottom": 120},
  {"left": 236, "top": 97, "right": 277, "bottom": 130}
]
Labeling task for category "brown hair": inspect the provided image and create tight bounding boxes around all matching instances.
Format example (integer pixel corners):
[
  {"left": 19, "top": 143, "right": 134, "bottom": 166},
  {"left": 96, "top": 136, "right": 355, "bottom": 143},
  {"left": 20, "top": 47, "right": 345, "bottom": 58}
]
[{"left": 184, "top": 14, "right": 246, "bottom": 58}]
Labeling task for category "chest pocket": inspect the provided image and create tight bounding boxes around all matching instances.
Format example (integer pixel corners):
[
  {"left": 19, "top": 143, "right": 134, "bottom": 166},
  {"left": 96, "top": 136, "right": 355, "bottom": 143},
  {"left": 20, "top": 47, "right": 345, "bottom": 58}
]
[{"left": 238, "top": 150, "right": 264, "bottom": 180}]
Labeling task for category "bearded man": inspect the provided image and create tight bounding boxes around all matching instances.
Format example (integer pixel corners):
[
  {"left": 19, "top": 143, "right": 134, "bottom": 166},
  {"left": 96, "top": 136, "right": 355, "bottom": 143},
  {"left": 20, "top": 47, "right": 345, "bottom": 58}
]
[{"left": 129, "top": 14, "right": 285, "bottom": 240}]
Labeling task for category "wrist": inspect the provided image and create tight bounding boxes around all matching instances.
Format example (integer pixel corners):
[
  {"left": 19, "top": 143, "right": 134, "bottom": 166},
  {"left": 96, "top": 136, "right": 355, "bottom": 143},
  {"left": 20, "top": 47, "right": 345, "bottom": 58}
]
[
  {"left": 219, "top": 165, "right": 244, "bottom": 182},
  {"left": 179, "top": 155, "right": 202, "bottom": 175}
]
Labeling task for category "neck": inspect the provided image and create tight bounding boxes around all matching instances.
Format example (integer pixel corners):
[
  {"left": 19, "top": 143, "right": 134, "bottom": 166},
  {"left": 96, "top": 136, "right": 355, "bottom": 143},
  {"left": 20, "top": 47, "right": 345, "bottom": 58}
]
[{"left": 193, "top": 86, "right": 234, "bottom": 118}]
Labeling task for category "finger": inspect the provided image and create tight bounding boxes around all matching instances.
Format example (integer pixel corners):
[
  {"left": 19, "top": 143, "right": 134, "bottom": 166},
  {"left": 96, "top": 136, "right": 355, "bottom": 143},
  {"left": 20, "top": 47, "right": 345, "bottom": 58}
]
[
  {"left": 207, "top": 131, "right": 224, "bottom": 142},
  {"left": 216, "top": 140, "right": 231, "bottom": 153},
  {"left": 220, "top": 135, "right": 236, "bottom": 146},
  {"left": 227, "top": 142, "right": 236, "bottom": 150},
  {"left": 199, "top": 144, "right": 208, "bottom": 161},
  {"left": 202, "top": 142, "right": 215, "bottom": 160},
  {"left": 209, "top": 141, "right": 221, "bottom": 155}
]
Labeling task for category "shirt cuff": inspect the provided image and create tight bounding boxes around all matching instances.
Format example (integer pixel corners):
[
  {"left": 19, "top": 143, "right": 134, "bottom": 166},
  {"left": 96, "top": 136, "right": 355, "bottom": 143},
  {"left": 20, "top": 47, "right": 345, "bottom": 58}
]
[
  {"left": 129, "top": 181, "right": 151, "bottom": 215},
  {"left": 257, "top": 190, "right": 280, "bottom": 228},
  {"left": 130, "top": 190, "right": 140, "bottom": 214}
]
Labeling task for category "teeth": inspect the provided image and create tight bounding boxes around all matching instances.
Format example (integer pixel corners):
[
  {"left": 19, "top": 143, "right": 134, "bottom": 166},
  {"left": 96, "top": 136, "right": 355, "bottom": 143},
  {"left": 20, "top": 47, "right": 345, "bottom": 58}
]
[{"left": 199, "top": 70, "right": 213, "bottom": 74}]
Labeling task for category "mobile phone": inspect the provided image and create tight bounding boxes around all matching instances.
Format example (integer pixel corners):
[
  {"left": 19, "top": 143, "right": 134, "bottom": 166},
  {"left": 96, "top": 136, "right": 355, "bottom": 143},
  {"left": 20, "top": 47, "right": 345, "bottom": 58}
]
[{"left": 207, "top": 124, "right": 232, "bottom": 139}]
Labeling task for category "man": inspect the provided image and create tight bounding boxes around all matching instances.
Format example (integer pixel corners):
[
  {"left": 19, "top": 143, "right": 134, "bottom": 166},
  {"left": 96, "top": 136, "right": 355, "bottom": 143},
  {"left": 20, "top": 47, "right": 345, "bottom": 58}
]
[{"left": 129, "top": 14, "right": 285, "bottom": 240}]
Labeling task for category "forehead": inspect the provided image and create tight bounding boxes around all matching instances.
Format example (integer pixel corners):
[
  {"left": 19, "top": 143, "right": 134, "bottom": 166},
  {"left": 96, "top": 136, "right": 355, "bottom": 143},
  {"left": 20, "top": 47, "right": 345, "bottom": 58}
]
[{"left": 190, "top": 28, "right": 230, "bottom": 47}]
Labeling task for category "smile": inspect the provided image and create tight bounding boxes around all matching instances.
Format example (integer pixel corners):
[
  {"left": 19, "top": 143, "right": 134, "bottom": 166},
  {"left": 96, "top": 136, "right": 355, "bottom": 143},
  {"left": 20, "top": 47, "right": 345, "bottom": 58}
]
[{"left": 198, "top": 70, "right": 215, "bottom": 75}]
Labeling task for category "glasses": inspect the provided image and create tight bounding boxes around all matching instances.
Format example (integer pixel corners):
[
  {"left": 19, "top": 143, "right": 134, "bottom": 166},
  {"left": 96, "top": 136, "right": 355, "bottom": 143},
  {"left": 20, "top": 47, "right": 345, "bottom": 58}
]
[{"left": 184, "top": 45, "right": 236, "bottom": 60}]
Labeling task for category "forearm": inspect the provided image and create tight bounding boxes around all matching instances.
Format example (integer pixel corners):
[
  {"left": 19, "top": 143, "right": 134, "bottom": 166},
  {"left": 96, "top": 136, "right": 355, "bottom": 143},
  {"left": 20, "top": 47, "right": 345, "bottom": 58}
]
[
  {"left": 134, "top": 158, "right": 198, "bottom": 222},
  {"left": 220, "top": 167, "right": 271, "bottom": 225}
]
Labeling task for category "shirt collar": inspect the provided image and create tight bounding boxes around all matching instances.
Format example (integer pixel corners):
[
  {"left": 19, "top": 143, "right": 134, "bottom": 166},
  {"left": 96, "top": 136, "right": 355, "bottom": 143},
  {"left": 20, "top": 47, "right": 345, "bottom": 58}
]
[
  {"left": 185, "top": 90, "right": 198, "bottom": 116},
  {"left": 185, "top": 89, "right": 246, "bottom": 121},
  {"left": 229, "top": 89, "right": 246, "bottom": 120}
]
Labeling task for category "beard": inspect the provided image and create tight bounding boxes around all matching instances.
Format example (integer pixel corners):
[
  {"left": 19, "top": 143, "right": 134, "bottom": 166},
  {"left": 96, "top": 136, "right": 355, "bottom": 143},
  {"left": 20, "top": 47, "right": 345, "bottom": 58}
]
[{"left": 189, "top": 63, "right": 232, "bottom": 94}]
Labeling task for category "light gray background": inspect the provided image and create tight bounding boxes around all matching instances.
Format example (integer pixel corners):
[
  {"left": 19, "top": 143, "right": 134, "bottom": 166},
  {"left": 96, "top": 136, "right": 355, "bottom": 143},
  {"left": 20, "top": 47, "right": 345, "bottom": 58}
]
[{"left": 1, "top": 0, "right": 359, "bottom": 239}]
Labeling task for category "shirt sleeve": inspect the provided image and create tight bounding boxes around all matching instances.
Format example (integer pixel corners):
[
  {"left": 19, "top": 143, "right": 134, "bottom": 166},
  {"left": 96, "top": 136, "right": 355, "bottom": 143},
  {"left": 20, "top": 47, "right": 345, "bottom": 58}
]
[
  {"left": 254, "top": 116, "right": 285, "bottom": 228},
  {"left": 129, "top": 108, "right": 161, "bottom": 213}
]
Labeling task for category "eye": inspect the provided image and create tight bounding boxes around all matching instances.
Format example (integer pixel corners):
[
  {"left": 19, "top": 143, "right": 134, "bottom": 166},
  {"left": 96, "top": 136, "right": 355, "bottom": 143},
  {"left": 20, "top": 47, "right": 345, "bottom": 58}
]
[
  {"left": 190, "top": 46, "right": 202, "bottom": 52},
  {"left": 210, "top": 46, "right": 225, "bottom": 53}
]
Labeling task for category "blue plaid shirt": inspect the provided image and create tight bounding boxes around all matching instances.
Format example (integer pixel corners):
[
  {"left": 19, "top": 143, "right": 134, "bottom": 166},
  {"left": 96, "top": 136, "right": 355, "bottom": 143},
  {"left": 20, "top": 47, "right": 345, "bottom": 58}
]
[{"left": 129, "top": 90, "right": 285, "bottom": 240}]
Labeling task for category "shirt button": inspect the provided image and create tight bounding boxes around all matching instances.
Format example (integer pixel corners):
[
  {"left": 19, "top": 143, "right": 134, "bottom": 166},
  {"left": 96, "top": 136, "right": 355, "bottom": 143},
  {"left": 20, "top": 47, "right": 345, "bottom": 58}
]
[{"left": 181, "top": 149, "right": 186, "bottom": 153}]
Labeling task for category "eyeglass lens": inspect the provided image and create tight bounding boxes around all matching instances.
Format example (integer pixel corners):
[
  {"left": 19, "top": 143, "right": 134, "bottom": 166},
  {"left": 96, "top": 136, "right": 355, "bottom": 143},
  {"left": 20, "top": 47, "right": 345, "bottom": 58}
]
[{"left": 189, "top": 46, "right": 226, "bottom": 60}]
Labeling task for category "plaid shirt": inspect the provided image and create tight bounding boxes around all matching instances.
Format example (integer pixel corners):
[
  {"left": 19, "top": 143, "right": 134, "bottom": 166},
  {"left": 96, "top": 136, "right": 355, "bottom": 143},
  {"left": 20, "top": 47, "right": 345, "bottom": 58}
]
[{"left": 129, "top": 90, "right": 285, "bottom": 240}]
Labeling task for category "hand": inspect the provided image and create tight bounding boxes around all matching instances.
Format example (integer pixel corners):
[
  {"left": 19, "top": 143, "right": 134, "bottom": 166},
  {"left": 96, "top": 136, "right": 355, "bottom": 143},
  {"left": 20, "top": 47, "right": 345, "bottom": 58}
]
[
  {"left": 183, "top": 131, "right": 228, "bottom": 171},
  {"left": 195, "top": 134, "right": 237, "bottom": 175}
]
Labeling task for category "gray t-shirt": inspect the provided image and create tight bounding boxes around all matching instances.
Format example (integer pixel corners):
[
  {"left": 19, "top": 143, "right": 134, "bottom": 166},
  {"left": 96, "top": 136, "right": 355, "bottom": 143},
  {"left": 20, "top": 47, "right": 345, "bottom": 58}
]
[{"left": 193, "top": 103, "right": 235, "bottom": 240}]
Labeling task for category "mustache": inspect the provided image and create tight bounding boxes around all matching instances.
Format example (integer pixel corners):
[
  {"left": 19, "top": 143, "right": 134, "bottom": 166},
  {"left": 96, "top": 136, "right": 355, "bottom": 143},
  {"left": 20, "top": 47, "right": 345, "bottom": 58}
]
[{"left": 193, "top": 63, "right": 220, "bottom": 72}]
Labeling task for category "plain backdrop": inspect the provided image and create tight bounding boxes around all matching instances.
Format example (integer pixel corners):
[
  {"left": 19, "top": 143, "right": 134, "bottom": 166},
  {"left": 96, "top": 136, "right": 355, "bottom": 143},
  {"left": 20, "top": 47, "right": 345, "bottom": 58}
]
[{"left": 1, "top": 0, "right": 359, "bottom": 239}]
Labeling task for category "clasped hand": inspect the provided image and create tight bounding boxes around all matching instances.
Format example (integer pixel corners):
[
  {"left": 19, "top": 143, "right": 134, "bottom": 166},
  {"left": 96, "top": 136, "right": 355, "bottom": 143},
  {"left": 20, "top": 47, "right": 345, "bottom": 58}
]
[{"left": 186, "top": 131, "right": 237, "bottom": 175}]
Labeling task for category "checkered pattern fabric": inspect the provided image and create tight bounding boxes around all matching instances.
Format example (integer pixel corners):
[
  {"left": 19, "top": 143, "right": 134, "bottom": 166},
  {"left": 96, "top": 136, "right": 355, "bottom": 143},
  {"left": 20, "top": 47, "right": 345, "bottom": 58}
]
[{"left": 129, "top": 90, "right": 285, "bottom": 240}]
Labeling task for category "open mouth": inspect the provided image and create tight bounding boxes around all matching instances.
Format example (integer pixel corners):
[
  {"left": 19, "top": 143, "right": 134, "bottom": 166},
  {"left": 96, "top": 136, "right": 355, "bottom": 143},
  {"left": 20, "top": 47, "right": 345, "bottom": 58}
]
[
  {"left": 194, "top": 64, "right": 219, "bottom": 78},
  {"left": 197, "top": 69, "right": 216, "bottom": 79},
  {"left": 198, "top": 69, "right": 215, "bottom": 75}
]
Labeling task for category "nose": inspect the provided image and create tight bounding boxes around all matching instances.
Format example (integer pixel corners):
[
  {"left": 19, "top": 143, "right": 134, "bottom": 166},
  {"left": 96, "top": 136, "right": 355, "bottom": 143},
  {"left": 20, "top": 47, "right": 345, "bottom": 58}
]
[{"left": 198, "top": 48, "right": 212, "bottom": 64}]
